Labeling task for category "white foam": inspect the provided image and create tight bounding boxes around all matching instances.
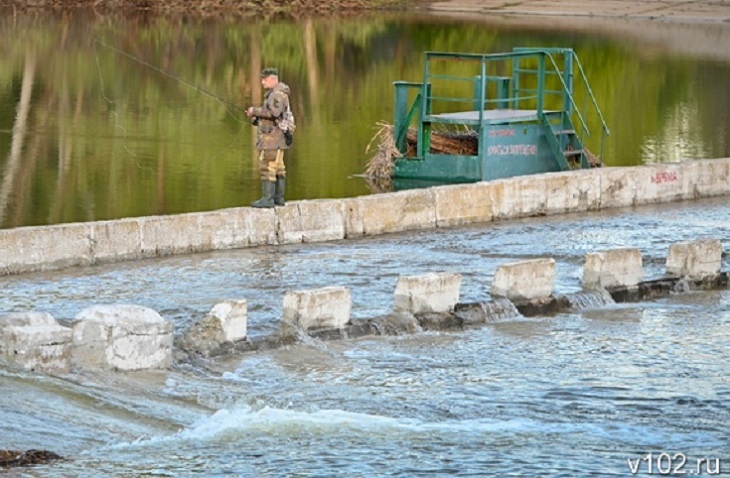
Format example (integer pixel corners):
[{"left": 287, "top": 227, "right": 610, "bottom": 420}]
[
  {"left": 106, "top": 405, "right": 725, "bottom": 452},
  {"left": 178, "top": 406, "right": 412, "bottom": 440}
]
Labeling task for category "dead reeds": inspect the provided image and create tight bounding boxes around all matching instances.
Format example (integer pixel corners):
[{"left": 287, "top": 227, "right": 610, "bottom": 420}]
[
  {"left": 364, "top": 122, "right": 481, "bottom": 192},
  {"left": 364, "top": 122, "right": 400, "bottom": 181}
]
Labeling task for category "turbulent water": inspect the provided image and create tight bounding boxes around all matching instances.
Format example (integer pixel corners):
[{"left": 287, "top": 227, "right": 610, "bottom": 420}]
[{"left": 1, "top": 197, "right": 729, "bottom": 476}]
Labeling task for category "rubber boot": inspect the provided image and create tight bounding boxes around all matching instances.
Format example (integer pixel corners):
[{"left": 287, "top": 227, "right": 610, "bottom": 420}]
[
  {"left": 274, "top": 176, "right": 286, "bottom": 206},
  {"left": 251, "top": 181, "right": 275, "bottom": 208}
]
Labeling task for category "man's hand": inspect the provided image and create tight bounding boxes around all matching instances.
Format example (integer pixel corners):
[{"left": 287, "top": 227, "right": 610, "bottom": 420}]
[{"left": 246, "top": 107, "right": 254, "bottom": 117}]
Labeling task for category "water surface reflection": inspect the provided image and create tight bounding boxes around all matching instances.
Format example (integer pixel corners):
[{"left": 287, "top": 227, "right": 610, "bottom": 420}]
[{"left": 0, "top": 11, "right": 728, "bottom": 228}]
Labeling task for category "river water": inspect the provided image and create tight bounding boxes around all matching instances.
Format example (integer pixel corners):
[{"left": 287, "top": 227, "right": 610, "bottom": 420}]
[
  {"left": 1, "top": 196, "right": 729, "bottom": 476},
  {"left": 2, "top": 6, "right": 730, "bottom": 476},
  {"left": 1, "top": 10, "right": 730, "bottom": 228}
]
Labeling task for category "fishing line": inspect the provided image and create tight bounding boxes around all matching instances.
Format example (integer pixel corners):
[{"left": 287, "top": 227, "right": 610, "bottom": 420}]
[
  {"left": 93, "top": 40, "right": 152, "bottom": 173},
  {"left": 95, "top": 39, "right": 247, "bottom": 113},
  {"left": 93, "top": 39, "right": 248, "bottom": 173}
]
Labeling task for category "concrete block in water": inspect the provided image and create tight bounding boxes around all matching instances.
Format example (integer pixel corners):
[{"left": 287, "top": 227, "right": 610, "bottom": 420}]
[
  {"left": 666, "top": 239, "right": 723, "bottom": 279},
  {"left": 544, "top": 170, "right": 602, "bottom": 214},
  {"left": 198, "top": 208, "right": 252, "bottom": 250},
  {"left": 277, "top": 200, "right": 346, "bottom": 244},
  {"left": 138, "top": 213, "right": 202, "bottom": 257},
  {"left": 492, "top": 258, "right": 555, "bottom": 301},
  {"left": 72, "top": 304, "right": 173, "bottom": 371},
  {"left": 434, "top": 183, "right": 493, "bottom": 227},
  {"left": 145, "top": 207, "right": 277, "bottom": 250},
  {"left": 342, "top": 197, "right": 365, "bottom": 237},
  {"left": 599, "top": 166, "right": 639, "bottom": 208},
  {"left": 683, "top": 159, "right": 730, "bottom": 199},
  {"left": 138, "top": 210, "right": 248, "bottom": 257},
  {"left": 178, "top": 300, "right": 247, "bottom": 356},
  {"left": 691, "top": 158, "right": 730, "bottom": 197},
  {"left": 0, "top": 312, "right": 72, "bottom": 372},
  {"left": 633, "top": 163, "right": 688, "bottom": 205},
  {"left": 349, "top": 189, "right": 436, "bottom": 236},
  {"left": 244, "top": 207, "right": 278, "bottom": 246},
  {"left": 583, "top": 248, "right": 643, "bottom": 289},
  {"left": 283, "top": 286, "right": 351, "bottom": 330},
  {"left": 208, "top": 300, "right": 248, "bottom": 341},
  {"left": 394, "top": 272, "right": 462, "bottom": 314},
  {"left": 90, "top": 218, "right": 142, "bottom": 264},
  {"left": 490, "top": 169, "right": 602, "bottom": 219},
  {"left": 0, "top": 223, "right": 92, "bottom": 274},
  {"left": 491, "top": 175, "right": 548, "bottom": 219}
]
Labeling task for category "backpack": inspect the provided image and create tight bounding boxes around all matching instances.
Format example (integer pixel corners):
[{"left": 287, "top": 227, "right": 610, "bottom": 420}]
[{"left": 278, "top": 102, "right": 296, "bottom": 145}]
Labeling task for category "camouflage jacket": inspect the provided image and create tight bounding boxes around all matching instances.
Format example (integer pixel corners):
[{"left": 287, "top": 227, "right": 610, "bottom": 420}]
[{"left": 250, "top": 82, "right": 290, "bottom": 150}]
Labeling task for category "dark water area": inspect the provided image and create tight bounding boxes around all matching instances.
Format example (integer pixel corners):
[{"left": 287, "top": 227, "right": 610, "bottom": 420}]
[{"left": 0, "top": 10, "right": 729, "bottom": 229}]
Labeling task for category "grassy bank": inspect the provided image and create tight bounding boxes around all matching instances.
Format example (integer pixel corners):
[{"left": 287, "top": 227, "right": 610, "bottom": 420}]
[{"left": 0, "top": 0, "right": 421, "bottom": 13}]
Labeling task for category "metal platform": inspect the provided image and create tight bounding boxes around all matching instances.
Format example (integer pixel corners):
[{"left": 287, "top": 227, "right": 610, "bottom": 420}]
[
  {"left": 391, "top": 48, "right": 609, "bottom": 183},
  {"left": 426, "top": 109, "right": 556, "bottom": 125}
]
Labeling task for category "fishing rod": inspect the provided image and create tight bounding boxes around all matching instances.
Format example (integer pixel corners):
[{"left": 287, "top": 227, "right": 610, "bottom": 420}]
[{"left": 94, "top": 39, "right": 247, "bottom": 113}]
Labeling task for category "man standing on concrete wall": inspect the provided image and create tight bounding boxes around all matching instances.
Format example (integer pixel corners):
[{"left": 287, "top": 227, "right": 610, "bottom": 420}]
[{"left": 246, "top": 68, "right": 291, "bottom": 208}]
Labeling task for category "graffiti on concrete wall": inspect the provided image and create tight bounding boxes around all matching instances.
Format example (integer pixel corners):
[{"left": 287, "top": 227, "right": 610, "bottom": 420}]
[{"left": 651, "top": 171, "right": 678, "bottom": 184}]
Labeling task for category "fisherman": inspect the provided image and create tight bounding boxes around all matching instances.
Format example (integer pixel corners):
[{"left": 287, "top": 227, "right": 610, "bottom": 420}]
[{"left": 246, "top": 67, "right": 291, "bottom": 208}]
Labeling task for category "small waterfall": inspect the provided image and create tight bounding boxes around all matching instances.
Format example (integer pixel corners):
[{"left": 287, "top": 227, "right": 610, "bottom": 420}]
[
  {"left": 246, "top": 320, "right": 333, "bottom": 354},
  {"left": 673, "top": 278, "right": 690, "bottom": 293},
  {"left": 480, "top": 298, "right": 521, "bottom": 322},
  {"left": 564, "top": 289, "right": 616, "bottom": 310},
  {"left": 455, "top": 299, "right": 521, "bottom": 324}
]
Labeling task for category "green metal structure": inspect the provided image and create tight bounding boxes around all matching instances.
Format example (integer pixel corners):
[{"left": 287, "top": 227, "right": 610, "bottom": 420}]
[{"left": 392, "top": 48, "right": 610, "bottom": 184}]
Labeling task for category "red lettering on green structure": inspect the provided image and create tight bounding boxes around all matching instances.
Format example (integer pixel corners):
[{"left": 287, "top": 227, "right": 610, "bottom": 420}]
[{"left": 489, "top": 129, "right": 516, "bottom": 137}]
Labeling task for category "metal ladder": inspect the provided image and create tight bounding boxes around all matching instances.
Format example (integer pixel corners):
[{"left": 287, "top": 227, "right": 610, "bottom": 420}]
[{"left": 513, "top": 47, "right": 610, "bottom": 169}]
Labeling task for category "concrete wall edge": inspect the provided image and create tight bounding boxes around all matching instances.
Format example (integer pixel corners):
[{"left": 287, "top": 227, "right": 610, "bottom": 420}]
[{"left": 2, "top": 158, "right": 729, "bottom": 276}]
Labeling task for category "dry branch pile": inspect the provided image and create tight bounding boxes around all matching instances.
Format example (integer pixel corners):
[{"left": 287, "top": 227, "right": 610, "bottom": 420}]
[
  {"left": 364, "top": 122, "right": 480, "bottom": 192},
  {"left": 364, "top": 122, "right": 400, "bottom": 180},
  {"left": 584, "top": 148, "right": 602, "bottom": 168},
  {"left": 365, "top": 122, "right": 479, "bottom": 177}
]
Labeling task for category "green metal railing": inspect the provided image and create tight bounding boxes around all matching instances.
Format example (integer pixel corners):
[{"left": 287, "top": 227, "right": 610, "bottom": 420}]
[
  {"left": 512, "top": 47, "right": 610, "bottom": 161},
  {"left": 420, "top": 50, "right": 554, "bottom": 125},
  {"left": 393, "top": 81, "right": 428, "bottom": 153},
  {"left": 393, "top": 48, "right": 610, "bottom": 165}
]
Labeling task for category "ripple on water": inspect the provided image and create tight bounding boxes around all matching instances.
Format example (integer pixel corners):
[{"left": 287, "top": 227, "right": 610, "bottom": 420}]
[{"left": 1, "top": 199, "right": 729, "bottom": 475}]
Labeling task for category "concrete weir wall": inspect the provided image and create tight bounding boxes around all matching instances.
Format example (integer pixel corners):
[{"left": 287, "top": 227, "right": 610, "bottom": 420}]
[
  {"left": 1, "top": 158, "right": 729, "bottom": 275},
  {"left": 3, "top": 238, "right": 725, "bottom": 373}
]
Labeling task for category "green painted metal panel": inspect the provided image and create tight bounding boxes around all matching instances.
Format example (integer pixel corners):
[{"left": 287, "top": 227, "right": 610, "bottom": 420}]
[
  {"left": 393, "top": 154, "right": 481, "bottom": 182},
  {"left": 481, "top": 124, "right": 561, "bottom": 180}
]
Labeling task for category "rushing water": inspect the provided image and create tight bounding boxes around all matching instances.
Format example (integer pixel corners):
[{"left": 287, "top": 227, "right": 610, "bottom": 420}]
[
  {"left": 1, "top": 10, "right": 729, "bottom": 228},
  {"left": 1, "top": 197, "right": 729, "bottom": 476}
]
